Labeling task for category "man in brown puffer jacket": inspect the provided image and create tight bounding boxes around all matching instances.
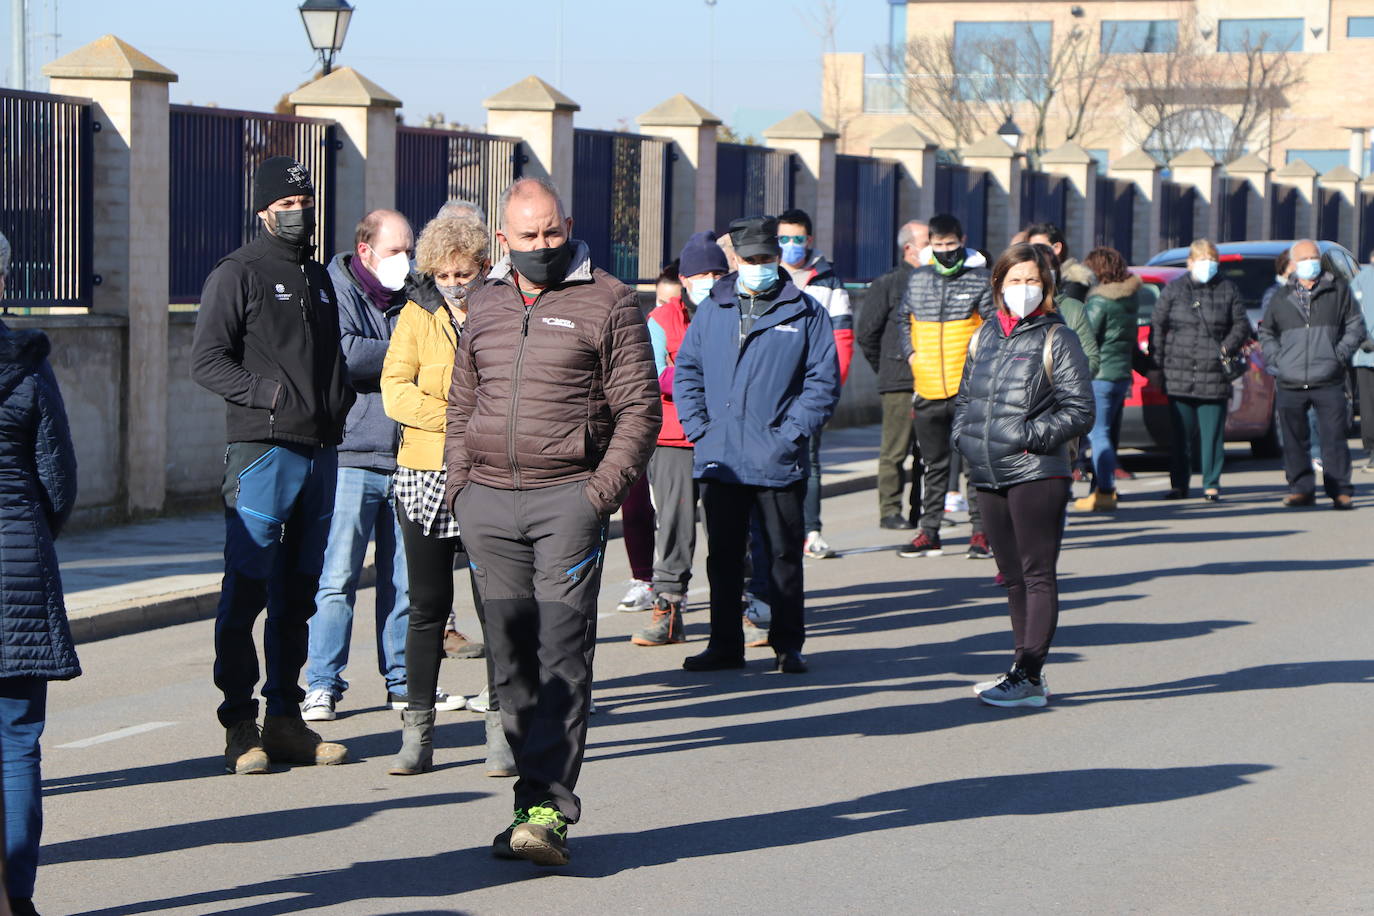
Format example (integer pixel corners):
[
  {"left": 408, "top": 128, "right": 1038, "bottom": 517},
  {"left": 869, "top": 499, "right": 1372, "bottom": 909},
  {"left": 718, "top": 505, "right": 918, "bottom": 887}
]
[{"left": 446, "top": 177, "right": 659, "bottom": 866}]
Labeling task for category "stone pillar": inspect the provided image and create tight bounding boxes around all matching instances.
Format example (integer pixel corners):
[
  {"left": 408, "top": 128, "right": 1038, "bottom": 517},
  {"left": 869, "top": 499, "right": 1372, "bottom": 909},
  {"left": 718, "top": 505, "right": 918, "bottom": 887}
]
[
  {"left": 764, "top": 111, "right": 839, "bottom": 257},
  {"left": 1318, "top": 165, "right": 1361, "bottom": 250},
  {"left": 1344, "top": 126, "right": 1368, "bottom": 175},
  {"left": 1225, "top": 153, "right": 1272, "bottom": 240},
  {"left": 637, "top": 94, "right": 720, "bottom": 256},
  {"left": 1040, "top": 141, "right": 1098, "bottom": 260},
  {"left": 962, "top": 134, "right": 1021, "bottom": 254},
  {"left": 483, "top": 76, "right": 578, "bottom": 210},
  {"left": 45, "top": 35, "right": 176, "bottom": 517},
  {"left": 1168, "top": 147, "right": 1221, "bottom": 241},
  {"left": 1108, "top": 149, "right": 1163, "bottom": 264},
  {"left": 290, "top": 68, "right": 401, "bottom": 256},
  {"left": 1272, "top": 159, "right": 1321, "bottom": 238},
  {"left": 869, "top": 123, "right": 938, "bottom": 228}
]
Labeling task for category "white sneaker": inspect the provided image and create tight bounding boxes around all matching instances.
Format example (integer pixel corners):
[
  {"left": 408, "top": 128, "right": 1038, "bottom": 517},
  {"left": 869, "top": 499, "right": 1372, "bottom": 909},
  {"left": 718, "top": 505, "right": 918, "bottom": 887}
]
[
  {"left": 466, "top": 687, "right": 491, "bottom": 713},
  {"left": 302, "top": 687, "right": 336, "bottom": 721},
  {"left": 973, "top": 672, "right": 1050, "bottom": 697},
  {"left": 1312, "top": 457, "right": 1324, "bottom": 475},
  {"left": 616, "top": 579, "right": 655, "bottom": 612},
  {"left": 744, "top": 592, "right": 772, "bottom": 626},
  {"left": 944, "top": 491, "right": 968, "bottom": 513},
  {"left": 804, "top": 530, "right": 835, "bottom": 559},
  {"left": 390, "top": 688, "right": 467, "bottom": 711}
]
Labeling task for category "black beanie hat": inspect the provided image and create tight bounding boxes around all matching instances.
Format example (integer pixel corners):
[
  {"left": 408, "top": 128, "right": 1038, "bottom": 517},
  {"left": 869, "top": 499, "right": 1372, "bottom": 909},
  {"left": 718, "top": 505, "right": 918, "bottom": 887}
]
[{"left": 253, "top": 156, "right": 314, "bottom": 214}]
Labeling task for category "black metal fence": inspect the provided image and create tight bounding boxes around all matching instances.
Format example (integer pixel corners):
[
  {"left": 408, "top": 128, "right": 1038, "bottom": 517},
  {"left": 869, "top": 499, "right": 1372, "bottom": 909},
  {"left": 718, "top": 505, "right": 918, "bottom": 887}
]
[
  {"left": 832, "top": 154, "right": 898, "bottom": 282},
  {"left": 1160, "top": 181, "right": 1195, "bottom": 250},
  {"left": 1020, "top": 170, "right": 1067, "bottom": 231},
  {"left": 1317, "top": 186, "right": 1342, "bottom": 244},
  {"left": 1270, "top": 184, "right": 1297, "bottom": 239},
  {"left": 572, "top": 128, "right": 671, "bottom": 283},
  {"left": 1094, "top": 177, "right": 1135, "bottom": 258},
  {"left": 168, "top": 105, "right": 336, "bottom": 303},
  {"left": 1360, "top": 192, "right": 1374, "bottom": 262},
  {"left": 395, "top": 126, "right": 522, "bottom": 254},
  {"left": 1217, "top": 177, "right": 1249, "bottom": 243},
  {"left": 715, "top": 143, "right": 795, "bottom": 229},
  {"left": 0, "top": 88, "right": 93, "bottom": 311},
  {"left": 933, "top": 162, "right": 988, "bottom": 251}
]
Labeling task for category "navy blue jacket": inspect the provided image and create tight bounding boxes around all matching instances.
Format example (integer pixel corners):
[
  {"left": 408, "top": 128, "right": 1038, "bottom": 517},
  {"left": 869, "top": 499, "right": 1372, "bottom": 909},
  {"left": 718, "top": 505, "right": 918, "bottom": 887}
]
[
  {"left": 0, "top": 326, "right": 81, "bottom": 681},
  {"left": 673, "top": 275, "right": 841, "bottom": 487}
]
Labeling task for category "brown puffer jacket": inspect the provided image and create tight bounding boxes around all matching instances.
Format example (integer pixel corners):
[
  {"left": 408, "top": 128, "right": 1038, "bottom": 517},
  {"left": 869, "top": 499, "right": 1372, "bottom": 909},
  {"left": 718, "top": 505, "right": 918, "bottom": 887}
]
[{"left": 444, "top": 240, "right": 660, "bottom": 515}]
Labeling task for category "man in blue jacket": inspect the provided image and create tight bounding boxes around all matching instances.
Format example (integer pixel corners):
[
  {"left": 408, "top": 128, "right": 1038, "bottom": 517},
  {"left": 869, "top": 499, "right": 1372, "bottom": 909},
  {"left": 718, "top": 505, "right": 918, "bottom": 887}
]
[{"left": 673, "top": 216, "right": 841, "bottom": 674}]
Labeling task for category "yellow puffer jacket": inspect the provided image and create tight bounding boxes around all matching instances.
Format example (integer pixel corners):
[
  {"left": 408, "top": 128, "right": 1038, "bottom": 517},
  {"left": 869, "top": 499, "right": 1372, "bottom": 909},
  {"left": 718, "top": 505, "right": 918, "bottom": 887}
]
[
  {"left": 381, "top": 296, "right": 461, "bottom": 471},
  {"left": 898, "top": 258, "right": 995, "bottom": 400}
]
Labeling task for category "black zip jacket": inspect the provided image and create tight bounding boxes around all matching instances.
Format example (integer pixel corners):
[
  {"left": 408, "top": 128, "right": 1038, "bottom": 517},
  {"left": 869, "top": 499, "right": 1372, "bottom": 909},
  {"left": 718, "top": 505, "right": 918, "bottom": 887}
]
[
  {"left": 857, "top": 263, "right": 916, "bottom": 393},
  {"left": 191, "top": 231, "right": 355, "bottom": 446},
  {"left": 1258, "top": 274, "right": 1367, "bottom": 391}
]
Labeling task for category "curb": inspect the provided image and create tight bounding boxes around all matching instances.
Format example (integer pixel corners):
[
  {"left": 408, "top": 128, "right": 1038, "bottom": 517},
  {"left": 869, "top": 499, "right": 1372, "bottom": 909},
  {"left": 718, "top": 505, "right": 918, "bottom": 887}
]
[{"left": 70, "top": 472, "right": 879, "bottom": 644}]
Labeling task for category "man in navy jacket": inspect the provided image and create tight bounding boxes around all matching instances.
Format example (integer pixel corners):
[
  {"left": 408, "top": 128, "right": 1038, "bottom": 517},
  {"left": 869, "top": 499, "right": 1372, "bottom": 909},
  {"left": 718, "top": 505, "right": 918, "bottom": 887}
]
[{"left": 673, "top": 216, "right": 841, "bottom": 673}]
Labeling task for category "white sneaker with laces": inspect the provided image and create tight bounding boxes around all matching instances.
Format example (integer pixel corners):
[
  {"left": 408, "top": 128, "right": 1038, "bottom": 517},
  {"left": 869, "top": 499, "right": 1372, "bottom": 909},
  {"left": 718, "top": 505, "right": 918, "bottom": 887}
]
[
  {"left": 974, "top": 672, "right": 1050, "bottom": 697},
  {"left": 391, "top": 688, "right": 468, "bottom": 711},
  {"left": 302, "top": 687, "right": 336, "bottom": 722},
  {"left": 804, "top": 530, "right": 835, "bottom": 559},
  {"left": 744, "top": 592, "right": 772, "bottom": 626},
  {"left": 616, "top": 579, "right": 655, "bottom": 612},
  {"left": 466, "top": 687, "right": 491, "bottom": 713}
]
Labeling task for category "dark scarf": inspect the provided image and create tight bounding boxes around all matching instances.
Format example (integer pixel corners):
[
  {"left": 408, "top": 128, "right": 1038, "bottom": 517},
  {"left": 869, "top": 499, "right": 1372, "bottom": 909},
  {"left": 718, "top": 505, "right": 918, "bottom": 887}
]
[{"left": 350, "top": 255, "right": 402, "bottom": 313}]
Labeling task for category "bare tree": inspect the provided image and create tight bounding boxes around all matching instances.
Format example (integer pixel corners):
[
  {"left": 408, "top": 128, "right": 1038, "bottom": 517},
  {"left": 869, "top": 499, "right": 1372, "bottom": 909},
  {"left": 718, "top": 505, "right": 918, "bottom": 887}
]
[{"left": 809, "top": 0, "right": 854, "bottom": 151}]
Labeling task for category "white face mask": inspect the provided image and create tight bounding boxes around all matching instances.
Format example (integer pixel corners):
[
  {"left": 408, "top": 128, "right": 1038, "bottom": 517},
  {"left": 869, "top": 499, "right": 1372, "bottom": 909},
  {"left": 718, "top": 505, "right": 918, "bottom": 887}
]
[
  {"left": 1190, "top": 259, "right": 1218, "bottom": 284},
  {"left": 370, "top": 248, "right": 412, "bottom": 291},
  {"left": 686, "top": 276, "right": 715, "bottom": 305},
  {"left": 1003, "top": 284, "right": 1043, "bottom": 319}
]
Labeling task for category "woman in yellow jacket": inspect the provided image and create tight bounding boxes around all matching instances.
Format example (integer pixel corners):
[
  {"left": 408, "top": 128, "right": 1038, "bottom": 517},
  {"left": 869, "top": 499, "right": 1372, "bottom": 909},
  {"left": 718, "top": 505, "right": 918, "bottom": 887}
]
[{"left": 381, "top": 214, "right": 513, "bottom": 776}]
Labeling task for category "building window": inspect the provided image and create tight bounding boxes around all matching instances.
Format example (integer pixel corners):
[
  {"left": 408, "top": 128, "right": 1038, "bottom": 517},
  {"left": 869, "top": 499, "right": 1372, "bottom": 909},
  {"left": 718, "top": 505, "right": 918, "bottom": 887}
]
[
  {"left": 863, "top": 74, "right": 906, "bottom": 114},
  {"left": 888, "top": 0, "right": 908, "bottom": 57},
  {"left": 1349, "top": 17, "right": 1374, "bottom": 38},
  {"left": 952, "top": 20, "right": 1053, "bottom": 101},
  {"left": 1217, "top": 18, "right": 1303, "bottom": 53},
  {"left": 1287, "top": 149, "right": 1370, "bottom": 174},
  {"left": 1101, "top": 20, "right": 1178, "bottom": 54}
]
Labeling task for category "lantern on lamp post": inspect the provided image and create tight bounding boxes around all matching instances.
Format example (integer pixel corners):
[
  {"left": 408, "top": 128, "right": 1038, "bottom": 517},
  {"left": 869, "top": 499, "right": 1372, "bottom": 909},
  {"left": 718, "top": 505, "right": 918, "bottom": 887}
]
[{"left": 299, "top": 0, "right": 354, "bottom": 76}]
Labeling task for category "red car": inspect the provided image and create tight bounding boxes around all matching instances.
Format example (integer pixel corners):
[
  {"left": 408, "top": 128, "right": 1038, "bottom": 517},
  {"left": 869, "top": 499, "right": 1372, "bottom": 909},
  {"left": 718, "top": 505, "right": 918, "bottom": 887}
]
[{"left": 1117, "top": 265, "right": 1279, "bottom": 457}]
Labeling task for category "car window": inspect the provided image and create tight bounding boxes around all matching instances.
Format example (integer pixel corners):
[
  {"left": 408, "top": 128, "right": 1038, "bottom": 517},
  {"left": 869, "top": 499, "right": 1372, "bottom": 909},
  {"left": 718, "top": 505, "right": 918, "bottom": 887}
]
[
  {"left": 1324, "top": 251, "right": 1354, "bottom": 282},
  {"left": 1135, "top": 283, "right": 1160, "bottom": 323},
  {"left": 1216, "top": 259, "right": 1277, "bottom": 310}
]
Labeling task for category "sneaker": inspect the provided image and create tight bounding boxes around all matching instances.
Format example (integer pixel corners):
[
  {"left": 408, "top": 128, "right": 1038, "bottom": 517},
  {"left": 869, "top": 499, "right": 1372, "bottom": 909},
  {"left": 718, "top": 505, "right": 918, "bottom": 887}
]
[
  {"left": 804, "top": 530, "right": 835, "bottom": 559},
  {"left": 974, "top": 671, "right": 1049, "bottom": 696},
  {"left": 897, "top": 530, "right": 942, "bottom": 558},
  {"left": 1312, "top": 457, "right": 1324, "bottom": 475},
  {"left": 966, "top": 532, "right": 992, "bottom": 559},
  {"left": 1362, "top": 458, "right": 1374, "bottom": 473},
  {"left": 443, "top": 629, "right": 486, "bottom": 659},
  {"left": 301, "top": 687, "right": 336, "bottom": 722},
  {"left": 466, "top": 687, "right": 491, "bottom": 713},
  {"left": 388, "top": 688, "right": 468, "bottom": 711},
  {"left": 879, "top": 514, "right": 915, "bottom": 530},
  {"left": 742, "top": 614, "right": 770, "bottom": 648},
  {"left": 224, "top": 720, "right": 270, "bottom": 775},
  {"left": 975, "top": 669, "right": 1048, "bottom": 708},
  {"left": 510, "top": 803, "right": 570, "bottom": 866},
  {"left": 631, "top": 594, "right": 686, "bottom": 646},
  {"left": 1113, "top": 466, "right": 1135, "bottom": 480},
  {"left": 943, "top": 491, "right": 968, "bottom": 513},
  {"left": 492, "top": 808, "right": 530, "bottom": 859},
  {"left": 743, "top": 591, "right": 772, "bottom": 626},
  {"left": 616, "top": 579, "right": 655, "bottom": 612},
  {"left": 261, "top": 714, "right": 348, "bottom": 766}
]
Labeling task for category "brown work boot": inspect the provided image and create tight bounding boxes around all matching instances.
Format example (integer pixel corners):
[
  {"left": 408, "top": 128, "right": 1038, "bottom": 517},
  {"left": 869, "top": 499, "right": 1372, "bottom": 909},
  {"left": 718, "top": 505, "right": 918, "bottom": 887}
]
[
  {"left": 224, "top": 720, "right": 270, "bottom": 775},
  {"left": 262, "top": 714, "right": 348, "bottom": 766},
  {"left": 443, "top": 629, "right": 486, "bottom": 659},
  {"left": 1073, "top": 490, "right": 1118, "bottom": 512}
]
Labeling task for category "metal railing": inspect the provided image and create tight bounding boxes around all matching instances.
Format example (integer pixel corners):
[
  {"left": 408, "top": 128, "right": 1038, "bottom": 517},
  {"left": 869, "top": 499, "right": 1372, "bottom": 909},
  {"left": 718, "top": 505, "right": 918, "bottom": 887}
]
[
  {"left": 1317, "top": 186, "right": 1343, "bottom": 245},
  {"left": 0, "top": 88, "right": 93, "bottom": 312},
  {"left": 934, "top": 161, "right": 989, "bottom": 251},
  {"left": 1020, "top": 170, "right": 1067, "bottom": 232},
  {"left": 715, "top": 143, "right": 795, "bottom": 230},
  {"left": 1270, "top": 185, "right": 1297, "bottom": 239},
  {"left": 833, "top": 154, "right": 898, "bottom": 282},
  {"left": 572, "top": 129, "right": 672, "bottom": 283},
  {"left": 168, "top": 105, "right": 337, "bottom": 303},
  {"left": 1160, "top": 181, "right": 1195, "bottom": 250},
  {"left": 395, "top": 126, "right": 523, "bottom": 258},
  {"left": 1094, "top": 178, "right": 1136, "bottom": 259}
]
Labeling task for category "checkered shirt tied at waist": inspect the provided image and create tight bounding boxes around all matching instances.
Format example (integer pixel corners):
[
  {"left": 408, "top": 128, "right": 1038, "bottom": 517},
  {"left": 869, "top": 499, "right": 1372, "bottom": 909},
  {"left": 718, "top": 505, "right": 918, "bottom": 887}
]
[{"left": 393, "top": 466, "right": 461, "bottom": 539}]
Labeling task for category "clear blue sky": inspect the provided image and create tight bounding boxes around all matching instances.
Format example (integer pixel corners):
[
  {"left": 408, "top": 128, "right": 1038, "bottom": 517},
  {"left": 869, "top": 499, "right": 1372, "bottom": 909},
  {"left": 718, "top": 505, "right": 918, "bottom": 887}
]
[{"left": 3, "top": 0, "right": 888, "bottom": 140}]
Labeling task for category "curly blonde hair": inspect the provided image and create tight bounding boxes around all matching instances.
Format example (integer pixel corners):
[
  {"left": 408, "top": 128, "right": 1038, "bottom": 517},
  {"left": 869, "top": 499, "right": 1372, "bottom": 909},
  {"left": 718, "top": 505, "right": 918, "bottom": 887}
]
[{"left": 415, "top": 215, "right": 490, "bottom": 275}]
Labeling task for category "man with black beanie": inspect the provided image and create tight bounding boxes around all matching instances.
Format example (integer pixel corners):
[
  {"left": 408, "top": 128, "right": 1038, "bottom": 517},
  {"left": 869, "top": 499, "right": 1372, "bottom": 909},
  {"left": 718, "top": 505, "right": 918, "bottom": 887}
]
[{"left": 192, "top": 155, "right": 356, "bottom": 775}]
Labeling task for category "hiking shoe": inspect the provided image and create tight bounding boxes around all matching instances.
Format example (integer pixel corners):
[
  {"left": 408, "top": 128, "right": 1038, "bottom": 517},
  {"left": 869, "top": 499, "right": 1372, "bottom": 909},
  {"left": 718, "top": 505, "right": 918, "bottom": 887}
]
[
  {"left": 1073, "top": 490, "right": 1118, "bottom": 512},
  {"left": 616, "top": 579, "right": 655, "bottom": 612},
  {"left": 943, "top": 491, "right": 968, "bottom": 513},
  {"left": 443, "top": 629, "right": 485, "bottom": 658},
  {"left": 742, "top": 614, "right": 770, "bottom": 648},
  {"left": 466, "top": 686, "right": 491, "bottom": 713},
  {"left": 879, "top": 514, "right": 915, "bottom": 530},
  {"left": 804, "top": 530, "right": 836, "bottom": 559},
  {"left": 262, "top": 714, "right": 348, "bottom": 766},
  {"left": 975, "top": 670, "right": 1048, "bottom": 708},
  {"left": 1282, "top": 492, "right": 1316, "bottom": 507},
  {"left": 897, "top": 530, "right": 942, "bottom": 558},
  {"left": 301, "top": 687, "right": 336, "bottom": 722},
  {"left": 744, "top": 592, "right": 772, "bottom": 626},
  {"left": 510, "top": 803, "right": 570, "bottom": 866},
  {"left": 975, "top": 671, "right": 1049, "bottom": 696},
  {"left": 388, "top": 689, "right": 467, "bottom": 711},
  {"left": 966, "top": 532, "right": 992, "bottom": 559},
  {"left": 492, "top": 808, "right": 530, "bottom": 859},
  {"left": 631, "top": 594, "right": 686, "bottom": 646},
  {"left": 224, "top": 720, "right": 269, "bottom": 775}
]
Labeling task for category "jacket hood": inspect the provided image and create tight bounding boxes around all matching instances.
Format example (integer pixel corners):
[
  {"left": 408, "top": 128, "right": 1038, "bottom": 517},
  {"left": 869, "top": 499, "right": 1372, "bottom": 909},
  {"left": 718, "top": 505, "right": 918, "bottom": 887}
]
[
  {"left": 1088, "top": 274, "right": 1142, "bottom": 300},
  {"left": 404, "top": 271, "right": 449, "bottom": 314},
  {"left": 0, "top": 329, "right": 50, "bottom": 397},
  {"left": 1061, "top": 259, "right": 1095, "bottom": 286},
  {"left": 488, "top": 239, "right": 594, "bottom": 287}
]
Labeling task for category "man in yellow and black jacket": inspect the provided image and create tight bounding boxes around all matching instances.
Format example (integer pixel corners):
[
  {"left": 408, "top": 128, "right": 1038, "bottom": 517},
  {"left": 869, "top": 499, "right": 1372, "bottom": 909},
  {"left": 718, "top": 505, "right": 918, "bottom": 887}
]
[{"left": 896, "top": 213, "right": 995, "bottom": 558}]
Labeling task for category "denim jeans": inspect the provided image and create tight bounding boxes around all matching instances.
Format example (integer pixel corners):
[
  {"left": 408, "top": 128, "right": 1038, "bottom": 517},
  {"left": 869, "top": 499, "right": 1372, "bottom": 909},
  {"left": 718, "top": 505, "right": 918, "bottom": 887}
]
[
  {"left": 804, "top": 433, "right": 822, "bottom": 533},
  {"left": 0, "top": 677, "right": 46, "bottom": 899},
  {"left": 1088, "top": 379, "right": 1131, "bottom": 490},
  {"left": 306, "top": 466, "right": 409, "bottom": 697}
]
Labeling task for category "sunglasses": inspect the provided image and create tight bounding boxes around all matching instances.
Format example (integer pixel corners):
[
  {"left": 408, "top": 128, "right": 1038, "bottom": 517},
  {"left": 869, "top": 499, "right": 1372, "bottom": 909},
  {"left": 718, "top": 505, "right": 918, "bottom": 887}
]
[{"left": 777, "top": 235, "right": 807, "bottom": 245}]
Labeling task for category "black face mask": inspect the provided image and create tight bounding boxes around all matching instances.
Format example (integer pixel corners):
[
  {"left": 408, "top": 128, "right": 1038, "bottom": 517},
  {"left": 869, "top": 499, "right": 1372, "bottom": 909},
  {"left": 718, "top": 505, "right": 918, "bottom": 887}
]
[
  {"left": 509, "top": 242, "right": 573, "bottom": 288},
  {"left": 272, "top": 207, "right": 315, "bottom": 247},
  {"left": 932, "top": 246, "right": 964, "bottom": 270}
]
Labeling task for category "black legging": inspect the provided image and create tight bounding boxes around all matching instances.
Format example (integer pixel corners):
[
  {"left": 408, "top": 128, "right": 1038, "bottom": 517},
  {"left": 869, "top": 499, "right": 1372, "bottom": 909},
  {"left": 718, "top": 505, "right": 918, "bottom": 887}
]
[
  {"left": 397, "top": 507, "right": 495, "bottom": 711},
  {"left": 976, "top": 476, "right": 1069, "bottom": 679}
]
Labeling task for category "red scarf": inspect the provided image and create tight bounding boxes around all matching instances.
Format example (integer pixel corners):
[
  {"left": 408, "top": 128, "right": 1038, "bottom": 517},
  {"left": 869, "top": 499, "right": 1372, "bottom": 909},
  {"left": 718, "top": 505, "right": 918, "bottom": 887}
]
[{"left": 998, "top": 307, "right": 1043, "bottom": 336}]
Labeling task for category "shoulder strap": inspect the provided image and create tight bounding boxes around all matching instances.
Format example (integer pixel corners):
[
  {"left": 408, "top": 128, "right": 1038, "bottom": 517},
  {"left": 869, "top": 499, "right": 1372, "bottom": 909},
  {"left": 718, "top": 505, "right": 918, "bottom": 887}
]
[
  {"left": 967, "top": 323, "right": 982, "bottom": 362},
  {"left": 1043, "top": 324, "right": 1059, "bottom": 386}
]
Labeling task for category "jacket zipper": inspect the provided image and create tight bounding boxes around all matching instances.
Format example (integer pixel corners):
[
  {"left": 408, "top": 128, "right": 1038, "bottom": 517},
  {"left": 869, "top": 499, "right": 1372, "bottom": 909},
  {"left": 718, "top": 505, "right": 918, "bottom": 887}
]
[{"left": 509, "top": 293, "right": 536, "bottom": 487}]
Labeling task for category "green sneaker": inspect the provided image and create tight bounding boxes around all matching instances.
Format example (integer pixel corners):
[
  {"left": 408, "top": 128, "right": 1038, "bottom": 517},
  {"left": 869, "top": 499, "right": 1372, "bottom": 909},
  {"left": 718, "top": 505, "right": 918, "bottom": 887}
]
[
  {"left": 510, "top": 802, "right": 570, "bottom": 866},
  {"left": 492, "top": 808, "right": 529, "bottom": 859}
]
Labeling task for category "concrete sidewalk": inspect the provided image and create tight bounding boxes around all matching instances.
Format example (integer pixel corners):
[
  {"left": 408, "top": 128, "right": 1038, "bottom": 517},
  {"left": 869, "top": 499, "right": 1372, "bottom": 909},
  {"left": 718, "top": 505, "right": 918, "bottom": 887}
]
[{"left": 60, "top": 424, "right": 885, "bottom": 643}]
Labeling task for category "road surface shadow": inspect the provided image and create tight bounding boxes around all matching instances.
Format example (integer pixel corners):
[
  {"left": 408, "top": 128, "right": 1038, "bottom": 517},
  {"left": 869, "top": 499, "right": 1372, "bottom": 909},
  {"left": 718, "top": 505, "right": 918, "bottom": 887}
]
[{"left": 1055, "top": 659, "right": 1374, "bottom": 705}]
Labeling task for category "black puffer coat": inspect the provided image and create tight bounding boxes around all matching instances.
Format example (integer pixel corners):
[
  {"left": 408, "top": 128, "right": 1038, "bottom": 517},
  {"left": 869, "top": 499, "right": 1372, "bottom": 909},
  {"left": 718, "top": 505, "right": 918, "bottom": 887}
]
[
  {"left": 953, "top": 311, "right": 1095, "bottom": 490},
  {"left": 1150, "top": 274, "right": 1251, "bottom": 401},
  {"left": 0, "top": 328, "right": 80, "bottom": 681}
]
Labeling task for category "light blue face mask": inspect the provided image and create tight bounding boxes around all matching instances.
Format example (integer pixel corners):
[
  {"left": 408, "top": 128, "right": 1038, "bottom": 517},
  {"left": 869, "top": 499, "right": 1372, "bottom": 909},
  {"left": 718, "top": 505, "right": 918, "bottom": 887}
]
[
  {"left": 737, "top": 261, "right": 779, "bottom": 292},
  {"left": 780, "top": 241, "right": 807, "bottom": 266},
  {"left": 1190, "top": 259, "right": 1218, "bottom": 284},
  {"left": 685, "top": 276, "right": 716, "bottom": 304},
  {"left": 1295, "top": 258, "right": 1322, "bottom": 282}
]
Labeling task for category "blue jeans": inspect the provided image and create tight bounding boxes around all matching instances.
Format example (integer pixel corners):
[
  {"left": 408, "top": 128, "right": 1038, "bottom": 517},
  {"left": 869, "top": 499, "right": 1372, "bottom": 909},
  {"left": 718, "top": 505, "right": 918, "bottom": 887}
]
[
  {"left": 306, "top": 467, "right": 409, "bottom": 697},
  {"left": 0, "top": 677, "right": 46, "bottom": 899},
  {"left": 804, "top": 433, "right": 822, "bottom": 533},
  {"left": 1088, "top": 379, "right": 1131, "bottom": 491}
]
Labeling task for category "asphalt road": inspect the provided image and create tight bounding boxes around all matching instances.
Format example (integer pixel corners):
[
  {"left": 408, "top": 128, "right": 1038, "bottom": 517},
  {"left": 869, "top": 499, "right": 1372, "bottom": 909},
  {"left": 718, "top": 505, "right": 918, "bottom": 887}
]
[{"left": 37, "top": 452, "right": 1374, "bottom": 915}]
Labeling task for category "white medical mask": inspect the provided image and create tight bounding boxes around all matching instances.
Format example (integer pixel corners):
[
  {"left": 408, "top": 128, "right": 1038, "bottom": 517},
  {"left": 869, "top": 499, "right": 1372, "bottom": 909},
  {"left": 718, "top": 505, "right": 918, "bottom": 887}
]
[
  {"left": 1002, "top": 284, "right": 1043, "bottom": 319},
  {"left": 370, "top": 248, "right": 412, "bottom": 291},
  {"left": 686, "top": 276, "right": 715, "bottom": 305},
  {"left": 1190, "top": 259, "right": 1218, "bottom": 284},
  {"left": 737, "top": 261, "right": 779, "bottom": 292},
  {"left": 1295, "top": 258, "right": 1322, "bottom": 282},
  {"left": 918, "top": 245, "right": 934, "bottom": 266}
]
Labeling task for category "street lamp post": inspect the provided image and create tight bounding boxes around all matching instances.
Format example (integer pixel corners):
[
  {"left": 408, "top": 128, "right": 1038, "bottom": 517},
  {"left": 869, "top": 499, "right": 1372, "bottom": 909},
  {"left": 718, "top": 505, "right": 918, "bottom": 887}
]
[
  {"left": 299, "top": 0, "right": 354, "bottom": 76},
  {"left": 997, "top": 116, "right": 1023, "bottom": 149}
]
